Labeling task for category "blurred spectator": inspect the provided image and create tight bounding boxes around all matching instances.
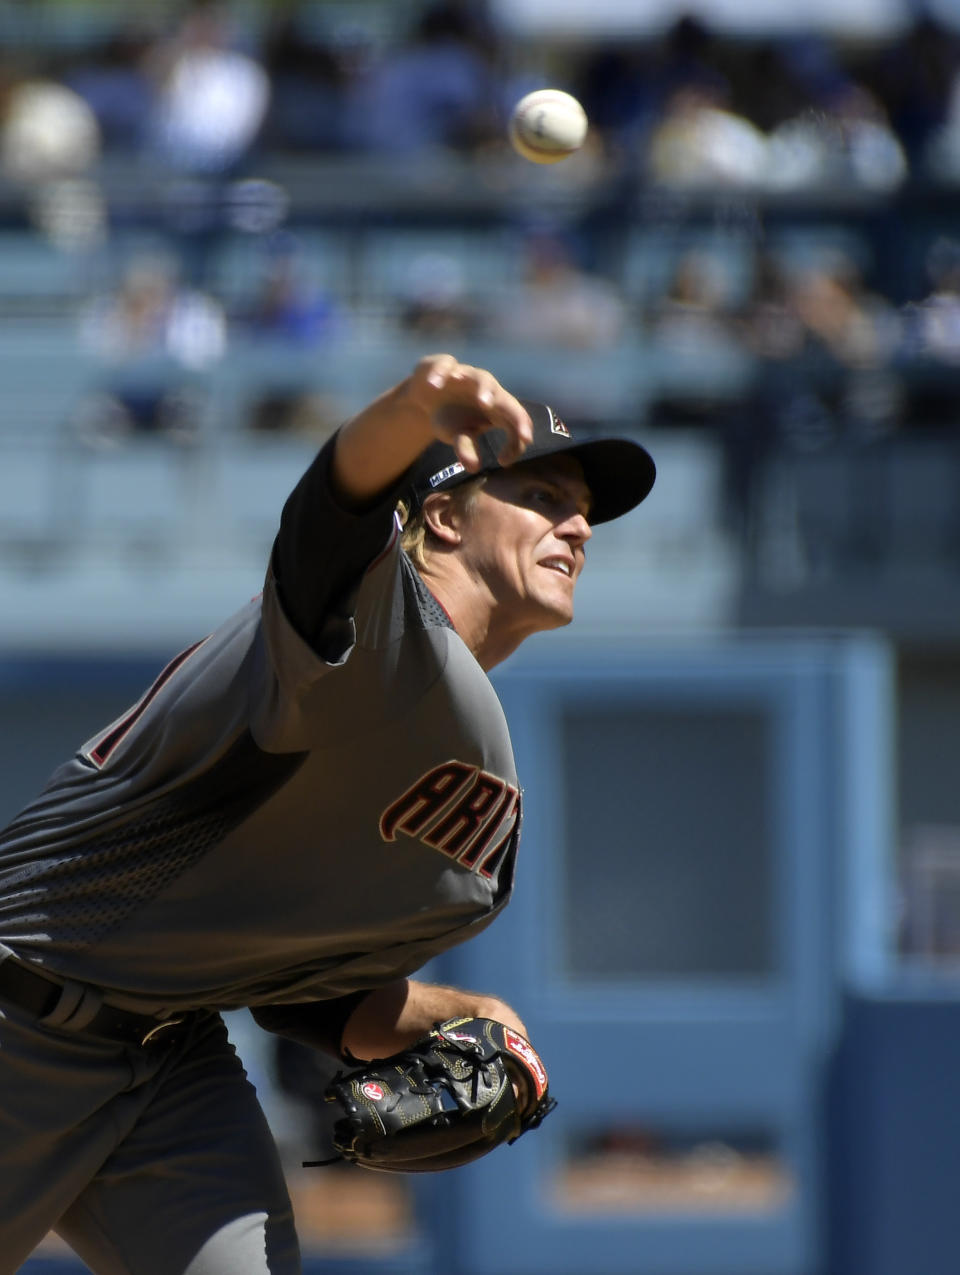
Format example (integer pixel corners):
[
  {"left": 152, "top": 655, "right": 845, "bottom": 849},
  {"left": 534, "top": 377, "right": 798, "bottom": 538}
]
[
  {"left": 737, "top": 247, "right": 902, "bottom": 370},
  {"left": 261, "top": 12, "right": 352, "bottom": 152},
  {"left": 146, "top": 0, "right": 269, "bottom": 175},
  {"left": 242, "top": 233, "right": 341, "bottom": 346},
  {"left": 141, "top": 3, "right": 273, "bottom": 285},
  {"left": 81, "top": 252, "right": 226, "bottom": 368},
  {"left": 766, "top": 83, "right": 907, "bottom": 192},
  {"left": 731, "top": 40, "right": 820, "bottom": 136},
  {"left": 735, "top": 251, "right": 808, "bottom": 362},
  {"left": 396, "top": 250, "right": 479, "bottom": 338},
  {"left": 62, "top": 30, "right": 156, "bottom": 153},
  {"left": 920, "top": 51, "right": 960, "bottom": 183},
  {"left": 734, "top": 248, "right": 902, "bottom": 455},
  {"left": 787, "top": 252, "right": 901, "bottom": 370},
  {"left": 246, "top": 387, "right": 343, "bottom": 438},
  {"left": 645, "top": 83, "right": 768, "bottom": 188},
  {"left": 487, "top": 232, "right": 628, "bottom": 350},
  {"left": 902, "top": 237, "right": 960, "bottom": 365},
  {"left": 0, "top": 61, "right": 100, "bottom": 186},
  {"left": 0, "top": 60, "right": 106, "bottom": 252},
  {"left": 73, "top": 251, "right": 226, "bottom": 446},
  {"left": 575, "top": 16, "right": 770, "bottom": 164},
  {"left": 656, "top": 13, "right": 728, "bottom": 100},
  {"left": 238, "top": 232, "right": 347, "bottom": 439},
  {"left": 646, "top": 248, "right": 740, "bottom": 357},
  {"left": 573, "top": 43, "right": 662, "bottom": 156},
  {"left": 865, "top": 16, "right": 960, "bottom": 169},
  {"left": 586, "top": 15, "right": 733, "bottom": 162},
  {"left": 346, "top": 0, "right": 504, "bottom": 153}
]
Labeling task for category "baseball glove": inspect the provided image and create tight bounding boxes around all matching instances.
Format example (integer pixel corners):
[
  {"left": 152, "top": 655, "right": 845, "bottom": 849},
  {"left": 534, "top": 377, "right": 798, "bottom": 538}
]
[{"left": 312, "top": 1017, "right": 557, "bottom": 1173}]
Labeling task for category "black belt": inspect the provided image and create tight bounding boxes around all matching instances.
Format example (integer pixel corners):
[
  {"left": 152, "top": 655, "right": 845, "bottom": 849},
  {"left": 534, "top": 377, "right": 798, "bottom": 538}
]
[{"left": 0, "top": 956, "right": 190, "bottom": 1048}]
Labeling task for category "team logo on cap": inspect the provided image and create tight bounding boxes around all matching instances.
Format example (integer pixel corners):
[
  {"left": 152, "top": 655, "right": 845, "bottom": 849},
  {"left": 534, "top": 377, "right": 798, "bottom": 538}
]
[{"left": 548, "top": 408, "right": 571, "bottom": 438}]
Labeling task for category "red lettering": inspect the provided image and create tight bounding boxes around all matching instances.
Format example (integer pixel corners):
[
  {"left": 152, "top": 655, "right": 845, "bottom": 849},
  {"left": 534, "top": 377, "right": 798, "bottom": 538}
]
[
  {"left": 423, "top": 772, "right": 506, "bottom": 858},
  {"left": 456, "top": 783, "right": 515, "bottom": 869},
  {"left": 379, "top": 761, "right": 476, "bottom": 842},
  {"left": 477, "top": 790, "right": 521, "bottom": 879}
]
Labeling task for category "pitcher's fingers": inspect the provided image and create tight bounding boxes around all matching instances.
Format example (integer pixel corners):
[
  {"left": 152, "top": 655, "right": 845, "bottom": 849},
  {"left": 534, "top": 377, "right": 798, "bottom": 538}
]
[
  {"left": 417, "top": 352, "right": 460, "bottom": 391},
  {"left": 452, "top": 431, "right": 482, "bottom": 471},
  {"left": 458, "top": 366, "right": 533, "bottom": 466},
  {"left": 494, "top": 400, "right": 534, "bottom": 466}
]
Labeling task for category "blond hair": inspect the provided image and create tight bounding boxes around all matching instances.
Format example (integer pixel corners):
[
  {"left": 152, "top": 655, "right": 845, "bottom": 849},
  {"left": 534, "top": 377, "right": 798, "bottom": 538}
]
[{"left": 397, "top": 476, "right": 486, "bottom": 571}]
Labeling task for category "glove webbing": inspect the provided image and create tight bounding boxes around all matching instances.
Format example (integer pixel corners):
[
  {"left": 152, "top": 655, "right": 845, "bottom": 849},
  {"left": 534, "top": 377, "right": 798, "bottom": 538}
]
[{"left": 303, "top": 1052, "right": 454, "bottom": 1167}]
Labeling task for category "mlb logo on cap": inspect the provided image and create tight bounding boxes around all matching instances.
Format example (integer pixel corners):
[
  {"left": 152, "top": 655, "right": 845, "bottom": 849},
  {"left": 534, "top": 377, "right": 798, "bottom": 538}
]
[{"left": 429, "top": 462, "right": 466, "bottom": 488}]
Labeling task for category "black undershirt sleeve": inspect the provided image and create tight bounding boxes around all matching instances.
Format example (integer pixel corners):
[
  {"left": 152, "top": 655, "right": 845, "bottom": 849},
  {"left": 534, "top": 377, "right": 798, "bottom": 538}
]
[
  {"left": 251, "top": 990, "right": 372, "bottom": 1060},
  {"left": 271, "top": 432, "right": 413, "bottom": 652}
]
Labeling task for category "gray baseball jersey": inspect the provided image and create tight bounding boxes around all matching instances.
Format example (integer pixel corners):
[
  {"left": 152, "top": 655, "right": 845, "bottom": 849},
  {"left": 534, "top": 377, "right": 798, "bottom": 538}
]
[{"left": 0, "top": 437, "right": 520, "bottom": 1031}]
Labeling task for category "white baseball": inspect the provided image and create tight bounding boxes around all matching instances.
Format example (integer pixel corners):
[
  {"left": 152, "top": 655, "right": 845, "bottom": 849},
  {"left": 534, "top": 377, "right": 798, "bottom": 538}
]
[{"left": 509, "top": 89, "right": 588, "bottom": 165}]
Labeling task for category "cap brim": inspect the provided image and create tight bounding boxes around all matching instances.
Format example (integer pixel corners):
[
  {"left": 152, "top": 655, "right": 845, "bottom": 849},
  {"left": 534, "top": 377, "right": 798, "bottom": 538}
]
[
  {"left": 407, "top": 416, "right": 656, "bottom": 525},
  {"left": 560, "top": 437, "right": 656, "bottom": 524}
]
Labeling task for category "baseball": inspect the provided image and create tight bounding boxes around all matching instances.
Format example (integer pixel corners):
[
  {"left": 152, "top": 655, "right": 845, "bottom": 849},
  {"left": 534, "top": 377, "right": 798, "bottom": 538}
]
[{"left": 509, "top": 89, "right": 588, "bottom": 165}]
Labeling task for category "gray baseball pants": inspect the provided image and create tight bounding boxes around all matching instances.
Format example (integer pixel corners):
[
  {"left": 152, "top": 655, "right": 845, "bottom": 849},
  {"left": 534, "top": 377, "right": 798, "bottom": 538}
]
[{"left": 0, "top": 1000, "right": 300, "bottom": 1274}]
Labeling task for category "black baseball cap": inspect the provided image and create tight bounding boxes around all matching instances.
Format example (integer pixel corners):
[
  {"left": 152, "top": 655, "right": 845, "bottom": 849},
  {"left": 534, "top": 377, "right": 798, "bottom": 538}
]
[{"left": 406, "top": 401, "right": 656, "bottom": 525}]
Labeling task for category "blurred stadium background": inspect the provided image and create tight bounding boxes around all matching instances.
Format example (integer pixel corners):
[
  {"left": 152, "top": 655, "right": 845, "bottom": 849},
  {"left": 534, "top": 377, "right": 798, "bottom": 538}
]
[{"left": 4, "top": 0, "right": 960, "bottom": 1272}]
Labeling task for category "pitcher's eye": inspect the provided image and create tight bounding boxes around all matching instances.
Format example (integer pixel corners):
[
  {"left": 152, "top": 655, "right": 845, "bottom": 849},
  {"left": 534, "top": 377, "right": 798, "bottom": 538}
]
[{"left": 529, "top": 486, "right": 558, "bottom": 506}]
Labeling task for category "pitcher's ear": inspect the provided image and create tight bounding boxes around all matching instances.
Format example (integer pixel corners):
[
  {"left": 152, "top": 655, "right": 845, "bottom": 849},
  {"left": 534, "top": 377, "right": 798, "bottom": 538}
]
[{"left": 421, "top": 491, "right": 463, "bottom": 546}]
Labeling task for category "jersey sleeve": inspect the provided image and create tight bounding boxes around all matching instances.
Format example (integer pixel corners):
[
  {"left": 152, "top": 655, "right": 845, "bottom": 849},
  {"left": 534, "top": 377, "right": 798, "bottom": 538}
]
[{"left": 270, "top": 433, "right": 410, "bottom": 655}]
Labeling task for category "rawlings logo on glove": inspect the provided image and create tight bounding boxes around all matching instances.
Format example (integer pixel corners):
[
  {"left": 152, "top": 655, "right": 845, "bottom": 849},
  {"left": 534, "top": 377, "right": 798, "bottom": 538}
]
[{"left": 310, "top": 1017, "right": 557, "bottom": 1174}]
